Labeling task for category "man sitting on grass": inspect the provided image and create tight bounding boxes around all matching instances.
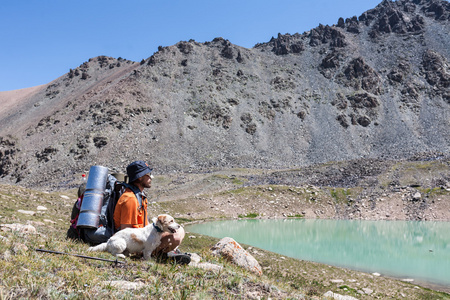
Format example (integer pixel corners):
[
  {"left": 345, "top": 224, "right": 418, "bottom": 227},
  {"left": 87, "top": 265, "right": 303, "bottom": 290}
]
[{"left": 113, "top": 160, "right": 190, "bottom": 264}]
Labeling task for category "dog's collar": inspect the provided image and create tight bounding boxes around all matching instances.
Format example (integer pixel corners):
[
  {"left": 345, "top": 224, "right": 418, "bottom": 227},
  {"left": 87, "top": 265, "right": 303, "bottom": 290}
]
[{"left": 153, "top": 222, "right": 163, "bottom": 233}]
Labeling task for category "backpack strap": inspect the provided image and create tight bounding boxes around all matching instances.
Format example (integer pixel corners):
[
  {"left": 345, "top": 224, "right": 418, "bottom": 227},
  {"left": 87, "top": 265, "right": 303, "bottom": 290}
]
[
  {"left": 106, "top": 181, "right": 148, "bottom": 234},
  {"left": 120, "top": 183, "right": 147, "bottom": 227},
  {"left": 122, "top": 183, "right": 144, "bottom": 208}
]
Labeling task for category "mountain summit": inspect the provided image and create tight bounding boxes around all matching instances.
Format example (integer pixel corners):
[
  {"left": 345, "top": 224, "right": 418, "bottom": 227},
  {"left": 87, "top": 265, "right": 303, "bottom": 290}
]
[{"left": 0, "top": 0, "right": 449, "bottom": 189}]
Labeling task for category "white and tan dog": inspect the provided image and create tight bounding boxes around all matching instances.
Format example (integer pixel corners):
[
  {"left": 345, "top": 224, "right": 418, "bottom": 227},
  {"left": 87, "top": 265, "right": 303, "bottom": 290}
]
[{"left": 88, "top": 214, "right": 180, "bottom": 259}]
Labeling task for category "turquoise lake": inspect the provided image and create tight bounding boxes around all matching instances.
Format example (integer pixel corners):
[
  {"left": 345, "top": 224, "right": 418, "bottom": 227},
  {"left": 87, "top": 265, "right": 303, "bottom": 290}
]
[{"left": 185, "top": 219, "right": 450, "bottom": 287}]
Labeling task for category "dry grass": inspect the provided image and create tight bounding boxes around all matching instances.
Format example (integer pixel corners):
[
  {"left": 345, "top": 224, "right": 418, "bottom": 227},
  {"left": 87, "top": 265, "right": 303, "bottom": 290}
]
[{"left": 0, "top": 182, "right": 449, "bottom": 299}]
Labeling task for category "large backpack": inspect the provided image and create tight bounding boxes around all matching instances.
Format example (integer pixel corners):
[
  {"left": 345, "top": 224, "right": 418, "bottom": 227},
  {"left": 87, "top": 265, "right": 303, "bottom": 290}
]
[{"left": 67, "top": 174, "right": 144, "bottom": 245}]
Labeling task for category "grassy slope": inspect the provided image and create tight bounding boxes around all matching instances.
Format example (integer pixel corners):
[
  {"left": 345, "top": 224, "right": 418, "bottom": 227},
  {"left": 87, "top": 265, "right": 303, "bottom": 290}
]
[{"left": 0, "top": 164, "right": 449, "bottom": 299}]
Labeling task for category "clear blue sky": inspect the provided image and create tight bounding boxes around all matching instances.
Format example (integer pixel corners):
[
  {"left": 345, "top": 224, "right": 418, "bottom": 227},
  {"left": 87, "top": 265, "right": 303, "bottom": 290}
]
[{"left": 0, "top": 0, "right": 382, "bottom": 92}]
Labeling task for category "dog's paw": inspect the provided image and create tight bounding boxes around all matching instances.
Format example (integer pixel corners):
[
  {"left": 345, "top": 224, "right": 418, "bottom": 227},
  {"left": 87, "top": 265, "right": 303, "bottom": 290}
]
[{"left": 116, "top": 254, "right": 126, "bottom": 259}]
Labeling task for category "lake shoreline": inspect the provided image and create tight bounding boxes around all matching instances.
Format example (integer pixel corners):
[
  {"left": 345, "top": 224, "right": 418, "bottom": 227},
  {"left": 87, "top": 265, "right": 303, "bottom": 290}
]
[{"left": 185, "top": 218, "right": 450, "bottom": 294}]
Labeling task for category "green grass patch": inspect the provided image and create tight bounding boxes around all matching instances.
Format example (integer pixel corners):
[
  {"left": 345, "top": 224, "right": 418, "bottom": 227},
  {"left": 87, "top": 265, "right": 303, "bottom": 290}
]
[
  {"left": 238, "top": 212, "right": 259, "bottom": 218},
  {"left": 287, "top": 214, "right": 304, "bottom": 218},
  {"left": 211, "top": 174, "right": 246, "bottom": 185},
  {"left": 418, "top": 187, "right": 449, "bottom": 197},
  {"left": 329, "top": 188, "right": 351, "bottom": 203}
]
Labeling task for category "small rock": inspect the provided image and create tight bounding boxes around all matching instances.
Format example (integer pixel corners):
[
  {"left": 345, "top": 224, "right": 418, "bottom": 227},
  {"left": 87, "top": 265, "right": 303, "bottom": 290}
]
[
  {"left": 37, "top": 206, "right": 47, "bottom": 211},
  {"left": 102, "top": 280, "right": 145, "bottom": 290},
  {"left": 372, "top": 272, "right": 381, "bottom": 277},
  {"left": 188, "top": 235, "right": 196, "bottom": 239},
  {"left": 60, "top": 195, "right": 70, "bottom": 200},
  {"left": 362, "top": 288, "right": 373, "bottom": 294},
  {"left": 323, "top": 291, "right": 359, "bottom": 300},
  {"left": 412, "top": 192, "right": 421, "bottom": 200},
  {"left": 246, "top": 291, "right": 262, "bottom": 300},
  {"left": 18, "top": 210, "right": 36, "bottom": 216},
  {"left": 43, "top": 219, "right": 56, "bottom": 224},
  {"left": 331, "top": 279, "right": 344, "bottom": 283},
  {"left": 2, "top": 250, "right": 12, "bottom": 260},
  {"left": 0, "top": 224, "right": 37, "bottom": 234},
  {"left": 12, "top": 243, "right": 28, "bottom": 254},
  {"left": 28, "top": 221, "right": 45, "bottom": 226},
  {"left": 189, "top": 262, "right": 223, "bottom": 273},
  {"left": 189, "top": 253, "right": 202, "bottom": 264},
  {"left": 402, "top": 278, "right": 414, "bottom": 282}
]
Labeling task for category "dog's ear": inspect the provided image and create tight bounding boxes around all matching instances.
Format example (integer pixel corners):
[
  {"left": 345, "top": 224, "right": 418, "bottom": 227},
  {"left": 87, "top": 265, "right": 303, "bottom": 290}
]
[
  {"left": 151, "top": 217, "right": 157, "bottom": 224},
  {"left": 157, "top": 215, "right": 166, "bottom": 225}
]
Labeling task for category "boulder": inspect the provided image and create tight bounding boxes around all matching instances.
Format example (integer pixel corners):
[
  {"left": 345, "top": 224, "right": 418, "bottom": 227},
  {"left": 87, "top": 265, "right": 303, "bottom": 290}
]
[{"left": 211, "top": 237, "right": 263, "bottom": 275}]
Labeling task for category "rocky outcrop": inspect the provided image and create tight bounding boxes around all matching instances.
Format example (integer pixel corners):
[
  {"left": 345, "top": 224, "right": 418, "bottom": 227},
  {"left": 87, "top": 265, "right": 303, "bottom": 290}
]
[
  {"left": 421, "top": 0, "right": 450, "bottom": 20},
  {"left": 422, "top": 49, "right": 450, "bottom": 100},
  {"left": 319, "top": 52, "right": 342, "bottom": 79},
  {"left": 369, "top": 9, "right": 425, "bottom": 37},
  {"left": 338, "top": 58, "right": 382, "bottom": 95},
  {"left": 255, "top": 33, "right": 304, "bottom": 55},
  {"left": 309, "top": 25, "right": 347, "bottom": 47},
  {"left": 387, "top": 61, "right": 411, "bottom": 84},
  {"left": 0, "top": 137, "right": 21, "bottom": 182}
]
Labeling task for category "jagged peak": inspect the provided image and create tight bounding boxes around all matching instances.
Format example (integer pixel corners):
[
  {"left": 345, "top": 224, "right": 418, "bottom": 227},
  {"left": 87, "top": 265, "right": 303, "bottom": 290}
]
[
  {"left": 70, "top": 55, "right": 134, "bottom": 72},
  {"left": 366, "top": 0, "right": 449, "bottom": 21},
  {"left": 254, "top": 0, "right": 448, "bottom": 54}
]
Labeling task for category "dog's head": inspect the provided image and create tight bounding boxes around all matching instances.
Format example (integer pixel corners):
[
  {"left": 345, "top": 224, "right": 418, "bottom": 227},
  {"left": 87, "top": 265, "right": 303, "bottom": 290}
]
[{"left": 152, "top": 214, "right": 180, "bottom": 234}]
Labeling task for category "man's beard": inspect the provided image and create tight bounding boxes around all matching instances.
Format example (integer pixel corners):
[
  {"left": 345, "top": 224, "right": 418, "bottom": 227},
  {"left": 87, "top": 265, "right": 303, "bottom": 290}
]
[{"left": 140, "top": 177, "right": 151, "bottom": 189}]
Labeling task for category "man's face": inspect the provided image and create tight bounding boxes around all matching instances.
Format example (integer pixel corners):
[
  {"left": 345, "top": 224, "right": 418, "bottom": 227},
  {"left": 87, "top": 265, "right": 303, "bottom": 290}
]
[{"left": 139, "top": 173, "right": 152, "bottom": 189}]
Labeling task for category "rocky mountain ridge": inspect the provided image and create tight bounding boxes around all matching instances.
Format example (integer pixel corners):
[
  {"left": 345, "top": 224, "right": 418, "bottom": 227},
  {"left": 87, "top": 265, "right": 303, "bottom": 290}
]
[{"left": 0, "top": 0, "right": 448, "bottom": 189}]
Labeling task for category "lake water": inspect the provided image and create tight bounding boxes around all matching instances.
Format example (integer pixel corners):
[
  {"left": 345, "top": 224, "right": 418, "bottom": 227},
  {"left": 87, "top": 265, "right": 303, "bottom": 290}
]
[{"left": 186, "top": 219, "right": 450, "bottom": 287}]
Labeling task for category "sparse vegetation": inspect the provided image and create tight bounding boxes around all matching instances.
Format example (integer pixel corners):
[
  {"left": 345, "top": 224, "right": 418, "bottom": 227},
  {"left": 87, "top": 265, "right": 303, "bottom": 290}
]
[
  {"left": 329, "top": 187, "right": 352, "bottom": 203},
  {"left": 0, "top": 179, "right": 449, "bottom": 299},
  {"left": 287, "top": 214, "right": 304, "bottom": 218},
  {"left": 238, "top": 212, "right": 259, "bottom": 218}
]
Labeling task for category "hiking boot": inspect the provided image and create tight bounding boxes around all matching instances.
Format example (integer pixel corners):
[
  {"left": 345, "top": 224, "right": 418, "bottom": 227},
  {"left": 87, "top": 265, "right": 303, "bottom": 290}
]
[{"left": 167, "top": 249, "right": 191, "bottom": 265}]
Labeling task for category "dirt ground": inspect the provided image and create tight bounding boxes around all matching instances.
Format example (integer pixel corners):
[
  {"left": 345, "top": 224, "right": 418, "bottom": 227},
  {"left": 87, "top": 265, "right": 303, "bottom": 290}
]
[{"left": 149, "top": 158, "right": 450, "bottom": 222}]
